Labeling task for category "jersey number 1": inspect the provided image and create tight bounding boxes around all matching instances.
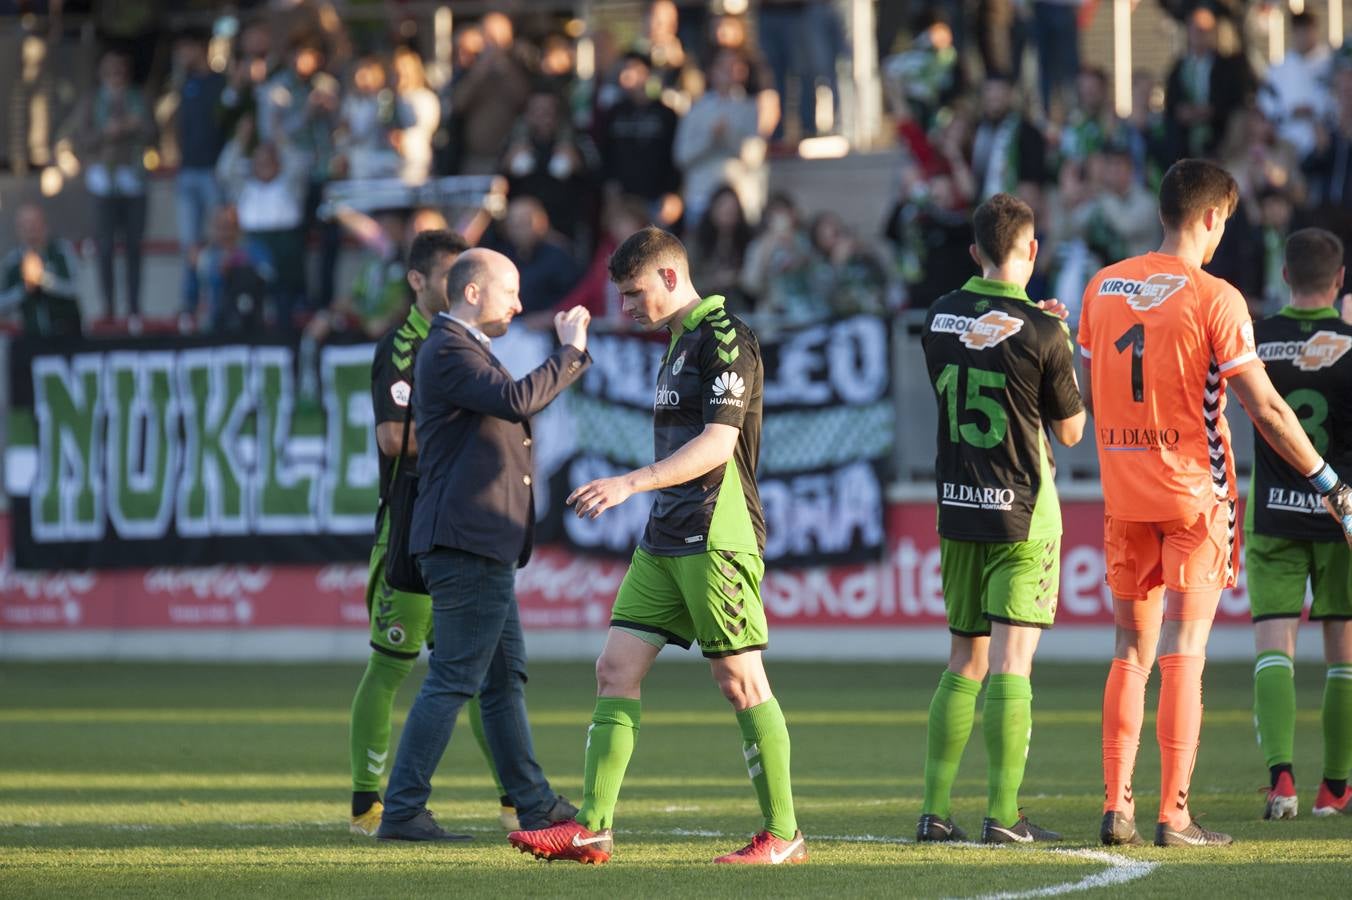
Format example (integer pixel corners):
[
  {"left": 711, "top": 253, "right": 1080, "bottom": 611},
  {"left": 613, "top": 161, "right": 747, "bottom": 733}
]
[
  {"left": 1114, "top": 324, "right": 1145, "bottom": 402},
  {"left": 935, "top": 364, "right": 1008, "bottom": 449}
]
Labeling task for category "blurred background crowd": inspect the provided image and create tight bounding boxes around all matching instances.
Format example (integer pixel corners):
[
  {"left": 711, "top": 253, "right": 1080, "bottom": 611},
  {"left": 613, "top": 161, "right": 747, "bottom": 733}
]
[{"left": 3, "top": 0, "right": 1352, "bottom": 341}]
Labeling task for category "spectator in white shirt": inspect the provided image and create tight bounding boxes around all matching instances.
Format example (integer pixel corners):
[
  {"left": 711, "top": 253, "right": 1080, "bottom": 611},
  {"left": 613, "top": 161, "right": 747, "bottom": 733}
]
[
  {"left": 391, "top": 47, "right": 439, "bottom": 186},
  {"left": 216, "top": 114, "right": 309, "bottom": 333},
  {"left": 674, "top": 48, "right": 766, "bottom": 232},
  {"left": 1259, "top": 10, "right": 1333, "bottom": 160}
]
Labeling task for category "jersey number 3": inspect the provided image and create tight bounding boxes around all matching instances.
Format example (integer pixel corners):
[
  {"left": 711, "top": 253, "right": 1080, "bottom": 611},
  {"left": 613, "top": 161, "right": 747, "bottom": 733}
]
[
  {"left": 1286, "top": 388, "right": 1330, "bottom": 455},
  {"left": 936, "top": 364, "right": 1008, "bottom": 449}
]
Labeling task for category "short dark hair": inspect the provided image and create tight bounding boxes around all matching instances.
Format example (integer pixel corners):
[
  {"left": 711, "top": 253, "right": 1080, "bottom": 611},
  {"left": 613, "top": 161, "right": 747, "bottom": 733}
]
[
  {"left": 607, "top": 226, "right": 688, "bottom": 282},
  {"left": 1285, "top": 227, "right": 1344, "bottom": 295},
  {"left": 408, "top": 229, "right": 469, "bottom": 276},
  {"left": 1293, "top": 10, "right": 1318, "bottom": 29},
  {"left": 971, "top": 193, "right": 1034, "bottom": 265},
  {"left": 1158, "top": 159, "right": 1239, "bottom": 230},
  {"left": 445, "top": 251, "right": 494, "bottom": 306}
]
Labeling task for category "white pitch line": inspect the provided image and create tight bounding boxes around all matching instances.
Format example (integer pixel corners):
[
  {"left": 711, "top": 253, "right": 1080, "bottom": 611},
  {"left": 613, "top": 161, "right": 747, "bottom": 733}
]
[
  {"left": 963, "top": 848, "right": 1159, "bottom": 899},
  {"left": 1, "top": 820, "right": 1161, "bottom": 896}
]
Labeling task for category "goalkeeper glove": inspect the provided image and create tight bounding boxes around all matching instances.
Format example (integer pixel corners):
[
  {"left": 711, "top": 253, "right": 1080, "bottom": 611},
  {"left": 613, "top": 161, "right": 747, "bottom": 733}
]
[{"left": 1308, "top": 463, "right": 1352, "bottom": 545}]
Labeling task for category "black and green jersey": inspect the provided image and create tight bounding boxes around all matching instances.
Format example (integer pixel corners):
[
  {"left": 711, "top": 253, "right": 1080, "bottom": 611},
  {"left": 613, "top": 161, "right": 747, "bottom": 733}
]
[
  {"left": 922, "top": 276, "right": 1084, "bottom": 542},
  {"left": 643, "top": 295, "right": 765, "bottom": 557},
  {"left": 371, "top": 306, "right": 431, "bottom": 500},
  {"left": 1248, "top": 306, "right": 1352, "bottom": 541}
]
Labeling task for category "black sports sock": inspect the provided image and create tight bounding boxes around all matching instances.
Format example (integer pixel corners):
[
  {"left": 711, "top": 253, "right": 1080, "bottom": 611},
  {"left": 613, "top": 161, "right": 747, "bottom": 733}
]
[
  {"left": 1324, "top": 777, "right": 1348, "bottom": 797},
  {"left": 1270, "top": 763, "right": 1293, "bottom": 789},
  {"left": 352, "top": 791, "right": 381, "bottom": 817}
]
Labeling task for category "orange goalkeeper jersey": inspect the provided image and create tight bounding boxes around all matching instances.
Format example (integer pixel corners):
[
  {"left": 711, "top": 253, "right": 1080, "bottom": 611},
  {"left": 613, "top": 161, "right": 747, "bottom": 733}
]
[{"left": 1079, "top": 252, "right": 1263, "bottom": 521}]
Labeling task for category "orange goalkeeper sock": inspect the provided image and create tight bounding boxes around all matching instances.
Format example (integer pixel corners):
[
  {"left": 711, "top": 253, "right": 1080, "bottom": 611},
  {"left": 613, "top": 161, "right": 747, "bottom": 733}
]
[
  {"left": 1102, "top": 658, "right": 1149, "bottom": 816},
  {"left": 1157, "top": 653, "right": 1206, "bottom": 830}
]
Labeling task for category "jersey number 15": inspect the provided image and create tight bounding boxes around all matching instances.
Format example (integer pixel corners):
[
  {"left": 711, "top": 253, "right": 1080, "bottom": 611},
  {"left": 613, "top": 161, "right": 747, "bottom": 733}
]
[{"left": 935, "top": 363, "right": 1008, "bottom": 449}]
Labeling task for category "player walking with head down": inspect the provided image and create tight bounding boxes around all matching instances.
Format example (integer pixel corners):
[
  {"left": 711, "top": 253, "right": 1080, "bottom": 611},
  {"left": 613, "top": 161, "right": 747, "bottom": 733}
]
[
  {"left": 916, "top": 193, "right": 1086, "bottom": 845},
  {"left": 1080, "top": 160, "right": 1352, "bottom": 848},
  {"left": 1246, "top": 228, "right": 1352, "bottom": 820},
  {"left": 506, "top": 226, "right": 804, "bottom": 865}
]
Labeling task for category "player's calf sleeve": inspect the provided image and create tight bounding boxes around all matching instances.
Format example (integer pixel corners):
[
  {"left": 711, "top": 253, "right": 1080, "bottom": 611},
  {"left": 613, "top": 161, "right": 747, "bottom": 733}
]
[
  {"left": 1102, "top": 658, "right": 1149, "bottom": 815},
  {"left": 983, "top": 674, "right": 1033, "bottom": 828},
  {"left": 736, "top": 697, "right": 797, "bottom": 840},
  {"left": 923, "top": 670, "right": 981, "bottom": 819},
  {"left": 1322, "top": 664, "right": 1352, "bottom": 784},
  {"left": 466, "top": 696, "right": 509, "bottom": 801},
  {"left": 350, "top": 651, "right": 416, "bottom": 793},
  {"left": 578, "top": 696, "right": 640, "bottom": 831},
  {"left": 1253, "top": 652, "right": 1296, "bottom": 771},
  {"left": 1157, "top": 653, "right": 1205, "bottom": 829}
]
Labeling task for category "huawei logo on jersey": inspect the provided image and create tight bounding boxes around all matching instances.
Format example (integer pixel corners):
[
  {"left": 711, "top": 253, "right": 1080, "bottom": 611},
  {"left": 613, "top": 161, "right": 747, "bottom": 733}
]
[
  {"left": 1099, "top": 273, "right": 1188, "bottom": 311},
  {"left": 932, "top": 310, "right": 1025, "bottom": 349},
  {"left": 1296, "top": 331, "right": 1352, "bottom": 371},
  {"left": 712, "top": 371, "right": 745, "bottom": 398}
]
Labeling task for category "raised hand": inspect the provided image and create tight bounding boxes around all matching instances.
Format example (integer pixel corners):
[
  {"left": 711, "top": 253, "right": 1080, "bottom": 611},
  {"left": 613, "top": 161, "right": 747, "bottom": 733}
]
[{"left": 554, "top": 305, "right": 591, "bottom": 352}]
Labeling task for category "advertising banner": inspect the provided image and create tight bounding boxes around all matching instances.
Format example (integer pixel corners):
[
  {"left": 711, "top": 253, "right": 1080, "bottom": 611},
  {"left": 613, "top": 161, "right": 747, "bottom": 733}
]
[
  {"left": 0, "top": 504, "right": 1261, "bottom": 632},
  {"left": 6, "top": 317, "right": 892, "bottom": 570}
]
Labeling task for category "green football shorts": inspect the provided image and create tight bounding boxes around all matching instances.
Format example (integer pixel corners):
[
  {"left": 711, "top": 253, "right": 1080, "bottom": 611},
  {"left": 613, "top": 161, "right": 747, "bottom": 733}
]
[
  {"left": 939, "top": 537, "right": 1060, "bottom": 636},
  {"left": 610, "top": 547, "right": 768, "bottom": 658},
  {"left": 365, "top": 526, "right": 434, "bottom": 658},
  {"left": 1245, "top": 530, "right": 1352, "bottom": 622}
]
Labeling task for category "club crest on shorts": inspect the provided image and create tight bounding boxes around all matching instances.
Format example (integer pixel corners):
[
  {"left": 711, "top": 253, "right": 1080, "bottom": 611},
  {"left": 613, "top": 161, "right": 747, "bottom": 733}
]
[
  {"left": 671, "top": 350, "right": 687, "bottom": 376},
  {"left": 390, "top": 380, "right": 411, "bottom": 408},
  {"left": 385, "top": 624, "right": 406, "bottom": 646}
]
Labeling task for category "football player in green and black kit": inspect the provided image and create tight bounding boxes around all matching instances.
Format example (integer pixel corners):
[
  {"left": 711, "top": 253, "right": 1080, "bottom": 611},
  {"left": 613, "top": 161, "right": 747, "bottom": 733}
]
[
  {"left": 917, "top": 193, "right": 1086, "bottom": 845},
  {"left": 349, "top": 229, "right": 513, "bottom": 835},
  {"left": 507, "top": 226, "right": 804, "bottom": 866},
  {"left": 1247, "top": 228, "right": 1352, "bottom": 820}
]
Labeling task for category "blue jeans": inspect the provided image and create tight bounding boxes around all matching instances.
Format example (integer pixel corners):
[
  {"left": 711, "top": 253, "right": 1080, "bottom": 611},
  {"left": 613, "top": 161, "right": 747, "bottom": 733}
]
[
  {"left": 383, "top": 547, "right": 557, "bottom": 827},
  {"left": 1033, "top": 2, "right": 1080, "bottom": 114},
  {"left": 758, "top": 2, "right": 842, "bottom": 139},
  {"left": 176, "top": 167, "right": 221, "bottom": 313}
]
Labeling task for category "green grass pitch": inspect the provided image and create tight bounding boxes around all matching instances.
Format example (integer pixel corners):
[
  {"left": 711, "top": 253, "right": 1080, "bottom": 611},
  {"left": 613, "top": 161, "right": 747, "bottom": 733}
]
[{"left": 1, "top": 659, "right": 1350, "bottom": 897}]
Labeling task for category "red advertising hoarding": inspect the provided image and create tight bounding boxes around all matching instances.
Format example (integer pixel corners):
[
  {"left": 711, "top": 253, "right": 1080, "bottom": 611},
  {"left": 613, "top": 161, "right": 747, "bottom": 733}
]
[{"left": 0, "top": 503, "right": 1258, "bottom": 632}]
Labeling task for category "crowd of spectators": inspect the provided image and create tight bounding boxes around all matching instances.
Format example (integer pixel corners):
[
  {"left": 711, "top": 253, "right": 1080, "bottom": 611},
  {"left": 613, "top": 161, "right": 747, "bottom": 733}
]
[
  {"left": 884, "top": 4, "right": 1352, "bottom": 321},
  {"left": 3, "top": 0, "right": 866, "bottom": 337},
  {"left": 7, "top": 1, "right": 1352, "bottom": 338}
]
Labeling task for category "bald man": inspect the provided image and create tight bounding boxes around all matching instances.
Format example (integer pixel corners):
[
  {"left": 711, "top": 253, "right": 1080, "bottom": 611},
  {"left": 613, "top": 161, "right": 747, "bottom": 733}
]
[{"left": 376, "top": 249, "right": 594, "bottom": 842}]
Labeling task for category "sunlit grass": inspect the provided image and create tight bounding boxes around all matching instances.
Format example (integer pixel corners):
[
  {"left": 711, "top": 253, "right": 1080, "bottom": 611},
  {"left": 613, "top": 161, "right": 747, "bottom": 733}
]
[{"left": 1, "top": 661, "right": 1349, "bottom": 897}]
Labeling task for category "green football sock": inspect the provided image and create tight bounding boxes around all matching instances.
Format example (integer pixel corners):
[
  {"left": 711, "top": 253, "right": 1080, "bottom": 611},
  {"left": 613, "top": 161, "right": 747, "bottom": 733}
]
[
  {"left": 1254, "top": 651, "right": 1296, "bottom": 770},
  {"left": 578, "top": 697, "right": 640, "bottom": 831},
  {"left": 923, "top": 670, "right": 981, "bottom": 819},
  {"left": 1322, "top": 664, "right": 1352, "bottom": 781},
  {"left": 984, "top": 673, "right": 1033, "bottom": 828},
  {"left": 466, "top": 696, "right": 507, "bottom": 801},
  {"left": 349, "top": 651, "right": 415, "bottom": 793},
  {"left": 736, "top": 697, "right": 798, "bottom": 840}
]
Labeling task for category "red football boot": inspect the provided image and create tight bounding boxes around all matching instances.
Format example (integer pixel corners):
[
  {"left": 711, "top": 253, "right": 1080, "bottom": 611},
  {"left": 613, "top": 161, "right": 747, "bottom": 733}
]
[
  {"left": 1313, "top": 781, "right": 1352, "bottom": 817},
  {"left": 713, "top": 829, "right": 808, "bottom": 865},
  {"left": 507, "top": 819, "right": 613, "bottom": 864},
  {"left": 1263, "top": 770, "right": 1298, "bottom": 820}
]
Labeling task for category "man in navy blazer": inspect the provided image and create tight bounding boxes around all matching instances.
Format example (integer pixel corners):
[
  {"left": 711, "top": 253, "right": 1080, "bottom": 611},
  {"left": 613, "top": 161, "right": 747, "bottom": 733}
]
[{"left": 377, "top": 248, "right": 592, "bottom": 842}]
